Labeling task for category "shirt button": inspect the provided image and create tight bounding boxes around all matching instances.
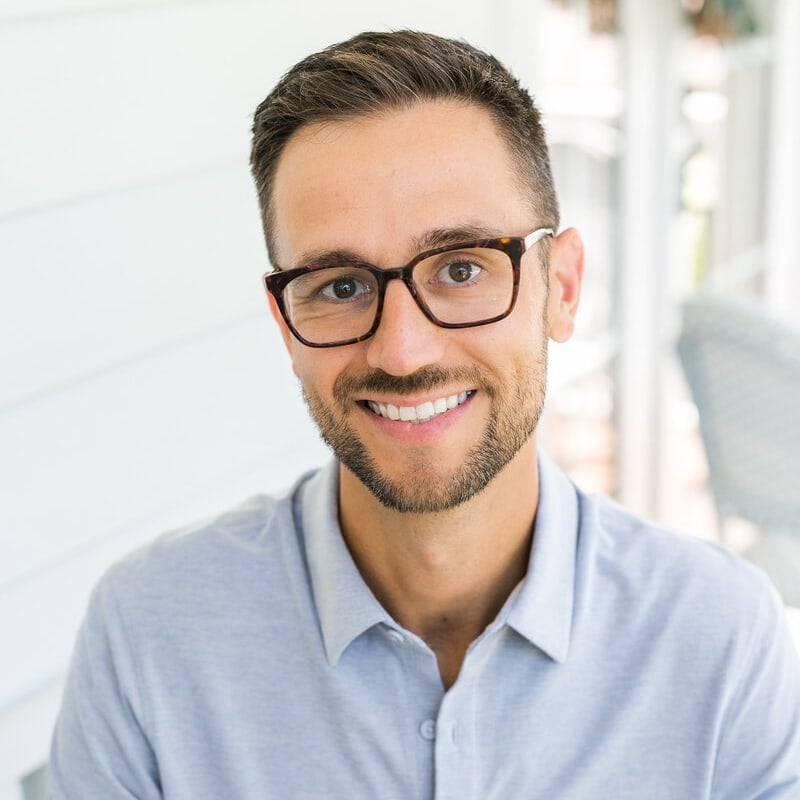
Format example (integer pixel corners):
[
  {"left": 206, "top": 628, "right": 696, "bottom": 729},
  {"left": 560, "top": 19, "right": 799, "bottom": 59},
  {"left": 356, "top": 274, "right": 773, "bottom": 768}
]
[
  {"left": 419, "top": 719, "right": 436, "bottom": 740},
  {"left": 386, "top": 629, "right": 405, "bottom": 645}
]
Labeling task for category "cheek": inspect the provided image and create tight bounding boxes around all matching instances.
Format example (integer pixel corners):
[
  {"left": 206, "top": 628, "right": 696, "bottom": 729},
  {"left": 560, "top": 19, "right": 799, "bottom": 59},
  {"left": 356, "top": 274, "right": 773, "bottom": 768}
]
[
  {"left": 484, "top": 287, "right": 548, "bottom": 351},
  {"left": 292, "top": 359, "right": 322, "bottom": 395},
  {"left": 290, "top": 348, "right": 351, "bottom": 399},
  {"left": 517, "top": 286, "right": 550, "bottom": 343},
  {"left": 520, "top": 270, "right": 549, "bottom": 314}
]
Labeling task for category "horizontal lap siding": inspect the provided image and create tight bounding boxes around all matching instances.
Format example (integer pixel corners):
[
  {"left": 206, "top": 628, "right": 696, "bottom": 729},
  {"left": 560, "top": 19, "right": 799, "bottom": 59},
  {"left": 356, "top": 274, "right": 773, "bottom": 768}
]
[{"left": 0, "top": 0, "right": 498, "bottom": 782}]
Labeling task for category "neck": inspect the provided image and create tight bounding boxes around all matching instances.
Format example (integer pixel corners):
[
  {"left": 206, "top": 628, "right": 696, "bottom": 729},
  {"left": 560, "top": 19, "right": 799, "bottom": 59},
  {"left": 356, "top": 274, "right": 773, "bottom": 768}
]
[{"left": 337, "top": 438, "right": 540, "bottom": 688}]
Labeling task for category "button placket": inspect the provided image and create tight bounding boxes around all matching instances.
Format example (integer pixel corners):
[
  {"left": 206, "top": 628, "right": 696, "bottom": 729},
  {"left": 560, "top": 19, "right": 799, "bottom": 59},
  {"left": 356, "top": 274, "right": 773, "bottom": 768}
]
[
  {"left": 419, "top": 718, "right": 436, "bottom": 741},
  {"left": 431, "top": 669, "right": 478, "bottom": 800}
]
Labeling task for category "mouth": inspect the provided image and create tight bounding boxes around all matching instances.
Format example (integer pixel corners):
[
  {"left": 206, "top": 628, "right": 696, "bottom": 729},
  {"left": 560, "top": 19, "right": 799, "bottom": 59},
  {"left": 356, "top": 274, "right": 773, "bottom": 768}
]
[{"left": 361, "top": 391, "right": 474, "bottom": 425}]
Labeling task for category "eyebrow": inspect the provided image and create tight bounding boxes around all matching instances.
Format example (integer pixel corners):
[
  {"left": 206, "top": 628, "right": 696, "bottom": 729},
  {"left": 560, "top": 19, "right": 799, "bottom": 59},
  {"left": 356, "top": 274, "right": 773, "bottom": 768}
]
[
  {"left": 293, "top": 248, "right": 363, "bottom": 271},
  {"left": 292, "top": 223, "right": 505, "bottom": 271},
  {"left": 412, "top": 224, "right": 505, "bottom": 252}
]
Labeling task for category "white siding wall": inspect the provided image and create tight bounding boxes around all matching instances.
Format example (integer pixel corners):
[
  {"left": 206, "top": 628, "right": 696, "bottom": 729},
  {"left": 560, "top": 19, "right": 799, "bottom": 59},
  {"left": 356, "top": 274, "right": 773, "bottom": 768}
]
[{"left": 0, "top": 1, "right": 503, "bottom": 791}]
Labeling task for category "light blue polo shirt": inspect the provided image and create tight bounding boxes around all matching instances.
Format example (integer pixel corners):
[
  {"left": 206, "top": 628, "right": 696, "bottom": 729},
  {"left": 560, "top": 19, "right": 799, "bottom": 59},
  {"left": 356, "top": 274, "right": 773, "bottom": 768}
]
[{"left": 50, "top": 454, "right": 800, "bottom": 798}]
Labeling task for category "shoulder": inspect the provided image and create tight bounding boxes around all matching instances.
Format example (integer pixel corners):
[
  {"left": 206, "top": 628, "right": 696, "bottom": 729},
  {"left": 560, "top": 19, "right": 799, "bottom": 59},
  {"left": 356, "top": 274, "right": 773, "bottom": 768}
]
[
  {"left": 573, "top": 491, "right": 800, "bottom": 791},
  {"left": 576, "top": 490, "right": 788, "bottom": 656},
  {"left": 92, "top": 468, "right": 321, "bottom": 626},
  {"left": 583, "top": 491, "right": 772, "bottom": 595}
]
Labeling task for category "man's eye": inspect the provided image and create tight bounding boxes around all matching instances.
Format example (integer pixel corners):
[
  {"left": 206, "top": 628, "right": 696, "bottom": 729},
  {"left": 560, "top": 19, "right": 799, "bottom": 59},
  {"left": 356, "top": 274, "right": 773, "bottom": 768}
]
[
  {"left": 436, "top": 260, "right": 483, "bottom": 285},
  {"left": 319, "top": 275, "right": 371, "bottom": 301}
]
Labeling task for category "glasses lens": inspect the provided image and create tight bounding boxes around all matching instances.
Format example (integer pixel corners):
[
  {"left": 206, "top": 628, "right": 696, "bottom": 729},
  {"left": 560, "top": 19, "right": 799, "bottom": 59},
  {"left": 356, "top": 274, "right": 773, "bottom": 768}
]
[
  {"left": 413, "top": 246, "right": 514, "bottom": 324},
  {"left": 283, "top": 266, "right": 379, "bottom": 345}
]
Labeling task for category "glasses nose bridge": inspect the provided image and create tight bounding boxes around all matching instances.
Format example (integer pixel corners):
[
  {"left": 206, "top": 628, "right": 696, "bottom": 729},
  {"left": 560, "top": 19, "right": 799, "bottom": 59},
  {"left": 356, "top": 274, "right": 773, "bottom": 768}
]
[
  {"left": 378, "top": 263, "right": 421, "bottom": 301},
  {"left": 372, "top": 261, "right": 437, "bottom": 331}
]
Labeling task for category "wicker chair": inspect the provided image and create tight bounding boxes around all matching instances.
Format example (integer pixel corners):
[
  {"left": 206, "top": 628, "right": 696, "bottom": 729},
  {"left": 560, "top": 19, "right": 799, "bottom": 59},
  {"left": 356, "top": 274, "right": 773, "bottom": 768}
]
[{"left": 677, "top": 295, "right": 800, "bottom": 605}]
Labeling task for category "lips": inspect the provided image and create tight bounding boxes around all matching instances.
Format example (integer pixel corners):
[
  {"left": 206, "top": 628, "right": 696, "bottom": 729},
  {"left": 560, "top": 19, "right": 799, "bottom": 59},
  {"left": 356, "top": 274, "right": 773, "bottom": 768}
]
[{"left": 365, "top": 391, "right": 472, "bottom": 423}]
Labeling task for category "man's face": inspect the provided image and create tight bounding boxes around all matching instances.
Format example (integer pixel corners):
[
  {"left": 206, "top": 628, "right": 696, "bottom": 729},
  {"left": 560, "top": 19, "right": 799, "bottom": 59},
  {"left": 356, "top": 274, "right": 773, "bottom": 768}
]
[{"left": 269, "top": 100, "right": 580, "bottom": 513}]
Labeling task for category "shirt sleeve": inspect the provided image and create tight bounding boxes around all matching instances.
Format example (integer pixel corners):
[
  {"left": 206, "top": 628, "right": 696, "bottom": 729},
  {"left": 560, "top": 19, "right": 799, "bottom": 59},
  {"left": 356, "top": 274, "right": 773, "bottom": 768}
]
[
  {"left": 49, "top": 574, "right": 162, "bottom": 799},
  {"left": 711, "top": 578, "right": 800, "bottom": 799}
]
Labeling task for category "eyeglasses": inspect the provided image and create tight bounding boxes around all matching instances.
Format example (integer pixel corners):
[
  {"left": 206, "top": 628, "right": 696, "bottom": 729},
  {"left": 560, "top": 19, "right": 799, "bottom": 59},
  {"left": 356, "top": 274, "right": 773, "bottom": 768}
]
[{"left": 264, "top": 227, "right": 554, "bottom": 348}]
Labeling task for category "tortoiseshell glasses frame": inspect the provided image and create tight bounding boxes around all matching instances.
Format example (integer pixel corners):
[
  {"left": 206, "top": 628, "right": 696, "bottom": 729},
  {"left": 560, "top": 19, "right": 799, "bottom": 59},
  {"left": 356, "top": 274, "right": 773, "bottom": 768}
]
[{"left": 263, "top": 227, "right": 554, "bottom": 348}]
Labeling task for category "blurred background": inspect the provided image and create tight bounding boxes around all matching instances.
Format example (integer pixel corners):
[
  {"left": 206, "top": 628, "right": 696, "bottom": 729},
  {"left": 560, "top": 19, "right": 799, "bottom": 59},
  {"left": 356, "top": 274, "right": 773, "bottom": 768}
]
[{"left": 1, "top": 0, "right": 798, "bottom": 795}]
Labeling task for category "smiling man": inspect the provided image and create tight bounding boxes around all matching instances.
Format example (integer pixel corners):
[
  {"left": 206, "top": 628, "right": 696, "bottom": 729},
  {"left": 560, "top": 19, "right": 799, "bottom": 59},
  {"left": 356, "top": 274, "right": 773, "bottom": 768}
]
[{"left": 51, "top": 31, "right": 800, "bottom": 799}]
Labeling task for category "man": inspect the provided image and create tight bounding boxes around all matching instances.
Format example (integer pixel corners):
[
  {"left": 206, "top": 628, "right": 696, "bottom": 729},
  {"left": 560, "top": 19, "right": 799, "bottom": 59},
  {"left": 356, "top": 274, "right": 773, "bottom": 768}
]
[{"left": 51, "top": 30, "right": 800, "bottom": 798}]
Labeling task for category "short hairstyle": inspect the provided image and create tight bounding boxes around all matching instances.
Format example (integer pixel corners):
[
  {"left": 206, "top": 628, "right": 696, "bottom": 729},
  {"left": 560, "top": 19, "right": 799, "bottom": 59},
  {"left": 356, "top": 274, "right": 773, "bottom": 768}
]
[{"left": 250, "top": 30, "right": 559, "bottom": 266}]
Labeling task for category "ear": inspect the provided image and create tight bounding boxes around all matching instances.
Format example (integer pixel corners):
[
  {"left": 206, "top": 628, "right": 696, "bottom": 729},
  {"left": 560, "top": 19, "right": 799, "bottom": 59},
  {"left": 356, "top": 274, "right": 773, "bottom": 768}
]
[
  {"left": 267, "top": 290, "right": 300, "bottom": 376},
  {"left": 546, "top": 227, "right": 584, "bottom": 343}
]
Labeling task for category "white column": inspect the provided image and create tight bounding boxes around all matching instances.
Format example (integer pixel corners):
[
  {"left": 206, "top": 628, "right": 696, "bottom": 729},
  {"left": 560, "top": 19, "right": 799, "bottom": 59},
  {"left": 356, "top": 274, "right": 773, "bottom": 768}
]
[
  {"left": 616, "top": 0, "right": 682, "bottom": 516},
  {"left": 765, "top": 0, "right": 800, "bottom": 319},
  {"left": 493, "top": 0, "right": 548, "bottom": 89}
]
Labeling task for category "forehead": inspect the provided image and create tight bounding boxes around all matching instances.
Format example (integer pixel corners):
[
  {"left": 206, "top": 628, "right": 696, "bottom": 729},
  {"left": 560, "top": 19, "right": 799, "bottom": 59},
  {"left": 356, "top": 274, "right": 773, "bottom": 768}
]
[{"left": 270, "top": 100, "right": 532, "bottom": 266}]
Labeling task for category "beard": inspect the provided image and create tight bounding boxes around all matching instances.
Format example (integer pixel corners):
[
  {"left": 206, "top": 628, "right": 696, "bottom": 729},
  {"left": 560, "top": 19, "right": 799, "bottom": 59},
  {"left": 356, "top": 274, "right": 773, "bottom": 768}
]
[{"left": 301, "top": 342, "right": 548, "bottom": 515}]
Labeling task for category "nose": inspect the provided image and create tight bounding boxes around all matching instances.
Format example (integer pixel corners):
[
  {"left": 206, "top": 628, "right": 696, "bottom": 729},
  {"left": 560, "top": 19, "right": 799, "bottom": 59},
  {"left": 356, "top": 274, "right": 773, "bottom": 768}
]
[{"left": 365, "top": 278, "right": 446, "bottom": 376}]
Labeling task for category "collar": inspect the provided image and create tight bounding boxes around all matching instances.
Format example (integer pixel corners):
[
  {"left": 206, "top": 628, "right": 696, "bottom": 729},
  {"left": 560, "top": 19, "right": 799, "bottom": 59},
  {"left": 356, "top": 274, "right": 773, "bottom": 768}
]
[
  {"left": 301, "top": 451, "right": 580, "bottom": 667},
  {"left": 300, "top": 460, "right": 392, "bottom": 666},
  {"left": 503, "top": 450, "right": 579, "bottom": 663}
]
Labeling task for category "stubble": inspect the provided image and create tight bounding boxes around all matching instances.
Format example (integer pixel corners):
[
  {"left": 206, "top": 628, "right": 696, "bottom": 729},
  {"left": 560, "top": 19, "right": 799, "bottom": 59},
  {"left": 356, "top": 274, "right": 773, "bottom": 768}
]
[{"left": 302, "top": 346, "right": 548, "bottom": 514}]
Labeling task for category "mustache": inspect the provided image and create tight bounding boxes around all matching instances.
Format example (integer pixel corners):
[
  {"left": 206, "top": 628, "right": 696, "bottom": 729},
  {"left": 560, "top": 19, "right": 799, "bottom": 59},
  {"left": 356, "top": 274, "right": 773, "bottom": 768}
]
[{"left": 333, "top": 365, "right": 494, "bottom": 401}]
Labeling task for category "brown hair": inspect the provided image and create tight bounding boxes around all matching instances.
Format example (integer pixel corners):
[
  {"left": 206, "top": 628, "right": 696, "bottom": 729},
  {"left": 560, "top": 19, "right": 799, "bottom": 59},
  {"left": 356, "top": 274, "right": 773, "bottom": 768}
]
[{"left": 250, "top": 30, "right": 559, "bottom": 265}]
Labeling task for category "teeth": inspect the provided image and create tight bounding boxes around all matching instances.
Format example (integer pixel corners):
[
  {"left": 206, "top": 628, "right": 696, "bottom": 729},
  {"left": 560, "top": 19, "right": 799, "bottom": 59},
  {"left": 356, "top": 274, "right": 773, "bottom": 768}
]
[
  {"left": 416, "top": 401, "right": 435, "bottom": 421},
  {"left": 366, "top": 392, "right": 471, "bottom": 422}
]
